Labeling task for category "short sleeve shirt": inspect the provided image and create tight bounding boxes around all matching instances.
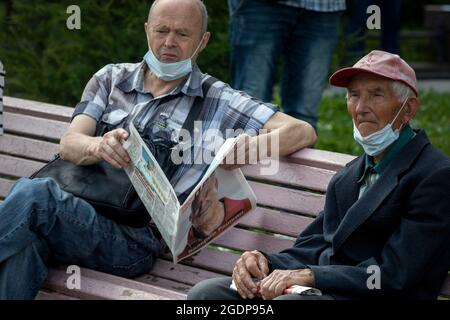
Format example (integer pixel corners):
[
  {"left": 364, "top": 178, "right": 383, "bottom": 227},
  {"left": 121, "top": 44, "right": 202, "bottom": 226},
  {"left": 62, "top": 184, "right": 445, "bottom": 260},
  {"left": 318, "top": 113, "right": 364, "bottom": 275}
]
[{"left": 73, "top": 62, "right": 279, "bottom": 197}]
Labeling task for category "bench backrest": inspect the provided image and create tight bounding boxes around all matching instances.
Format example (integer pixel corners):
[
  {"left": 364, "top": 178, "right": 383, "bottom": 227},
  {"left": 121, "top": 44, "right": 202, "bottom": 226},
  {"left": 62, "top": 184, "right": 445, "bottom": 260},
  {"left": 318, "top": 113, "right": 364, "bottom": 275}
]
[
  {"left": 1, "top": 96, "right": 449, "bottom": 299},
  {"left": 0, "top": 62, "right": 4, "bottom": 135}
]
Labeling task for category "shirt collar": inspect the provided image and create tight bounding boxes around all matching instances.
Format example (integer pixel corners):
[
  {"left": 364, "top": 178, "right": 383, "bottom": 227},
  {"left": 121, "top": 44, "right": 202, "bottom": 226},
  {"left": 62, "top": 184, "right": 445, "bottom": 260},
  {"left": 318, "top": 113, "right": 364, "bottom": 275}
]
[
  {"left": 116, "top": 61, "right": 147, "bottom": 94},
  {"left": 116, "top": 62, "right": 204, "bottom": 98},
  {"left": 358, "top": 124, "right": 416, "bottom": 182},
  {"left": 176, "top": 64, "right": 204, "bottom": 97}
]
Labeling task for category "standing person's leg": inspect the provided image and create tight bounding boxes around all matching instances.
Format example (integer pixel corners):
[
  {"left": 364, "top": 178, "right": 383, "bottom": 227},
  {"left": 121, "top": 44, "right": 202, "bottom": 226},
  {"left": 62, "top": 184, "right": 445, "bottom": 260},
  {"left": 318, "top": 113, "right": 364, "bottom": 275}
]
[
  {"left": 380, "top": 0, "right": 402, "bottom": 54},
  {"left": 0, "top": 178, "right": 161, "bottom": 299},
  {"left": 281, "top": 10, "right": 341, "bottom": 129},
  {"left": 228, "top": 0, "right": 292, "bottom": 102},
  {"left": 344, "top": 0, "right": 371, "bottom": 64},
  {"left": 188, "top": 277, "right": 242, "bottom": 300}
]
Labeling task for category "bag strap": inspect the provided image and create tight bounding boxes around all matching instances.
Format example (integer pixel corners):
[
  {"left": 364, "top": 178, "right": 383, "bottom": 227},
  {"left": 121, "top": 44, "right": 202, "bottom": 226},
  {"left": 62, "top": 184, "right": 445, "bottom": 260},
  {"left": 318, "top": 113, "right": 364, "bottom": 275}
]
[
  {"left": 131, "top": 75, "right": 218, "bottom": 137},
  {"left": 181, "top": 76, "right": 218, "bottom": 135},
  {"left": 174, "top": 76, "right": 219, "bottom": 203}
]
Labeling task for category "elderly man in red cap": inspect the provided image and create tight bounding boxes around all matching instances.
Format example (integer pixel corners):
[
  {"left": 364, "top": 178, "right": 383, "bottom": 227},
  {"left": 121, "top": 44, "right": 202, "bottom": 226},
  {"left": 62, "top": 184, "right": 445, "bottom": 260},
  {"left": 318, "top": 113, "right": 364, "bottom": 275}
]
[{"left": 188, "top": 50, "right": 450, "bottom": 300}]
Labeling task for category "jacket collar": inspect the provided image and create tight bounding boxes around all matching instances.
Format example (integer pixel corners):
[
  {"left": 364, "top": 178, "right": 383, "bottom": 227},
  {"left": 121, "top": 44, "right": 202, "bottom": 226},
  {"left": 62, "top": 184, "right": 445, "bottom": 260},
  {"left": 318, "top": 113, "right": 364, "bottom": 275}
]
[{"left": 332, "top": 129, "right": 430, "bottom": 252}]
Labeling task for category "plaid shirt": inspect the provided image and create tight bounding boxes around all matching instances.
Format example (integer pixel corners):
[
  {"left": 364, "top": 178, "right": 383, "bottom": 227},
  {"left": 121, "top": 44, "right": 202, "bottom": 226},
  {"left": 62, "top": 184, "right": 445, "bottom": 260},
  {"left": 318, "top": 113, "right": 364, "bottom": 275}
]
[
  {"left": 0, "top": 61, "right": 4, "bottom": 135},
  {"left": 73, "top": 62, "right": 278, "bottom": 198},
  {"left": 277, "top": 0, "right": 345, "bottom": 11}
]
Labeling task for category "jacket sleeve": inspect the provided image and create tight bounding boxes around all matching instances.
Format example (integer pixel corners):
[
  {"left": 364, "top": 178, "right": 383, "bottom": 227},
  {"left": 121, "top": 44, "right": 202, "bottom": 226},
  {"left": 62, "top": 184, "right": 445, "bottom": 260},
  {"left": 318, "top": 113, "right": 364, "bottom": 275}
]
[
  {"left": 264, "top": 211, "right": 328, "bottom": 270},
  {"left": 263, "top": 170, "right": 343, "bottom": 270},
  {"left": 309, "top": 167, "right": 450, "bottom": 296}
]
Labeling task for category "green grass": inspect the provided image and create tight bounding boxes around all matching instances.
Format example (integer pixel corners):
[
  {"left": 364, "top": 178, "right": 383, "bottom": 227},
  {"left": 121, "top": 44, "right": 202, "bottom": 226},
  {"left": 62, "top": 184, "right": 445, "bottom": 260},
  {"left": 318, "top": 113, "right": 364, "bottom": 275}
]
[{"left": 315, "top": 91, "right": 450, "bottom": 156}]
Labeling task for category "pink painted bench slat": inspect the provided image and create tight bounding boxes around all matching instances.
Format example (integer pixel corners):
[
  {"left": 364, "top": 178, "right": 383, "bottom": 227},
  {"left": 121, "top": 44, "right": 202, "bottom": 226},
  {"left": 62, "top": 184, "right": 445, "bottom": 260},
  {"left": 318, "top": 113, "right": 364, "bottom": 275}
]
[{"left": 1, "top": 96, "right": 449, "bottom": 300}]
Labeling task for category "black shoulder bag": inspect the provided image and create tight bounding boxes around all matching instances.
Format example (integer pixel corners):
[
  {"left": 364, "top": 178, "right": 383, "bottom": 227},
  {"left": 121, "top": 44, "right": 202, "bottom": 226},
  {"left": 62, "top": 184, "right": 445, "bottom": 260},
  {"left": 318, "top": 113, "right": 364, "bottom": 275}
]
[{"left": 31, "top": 76, "right": 218, "bottom": 228}]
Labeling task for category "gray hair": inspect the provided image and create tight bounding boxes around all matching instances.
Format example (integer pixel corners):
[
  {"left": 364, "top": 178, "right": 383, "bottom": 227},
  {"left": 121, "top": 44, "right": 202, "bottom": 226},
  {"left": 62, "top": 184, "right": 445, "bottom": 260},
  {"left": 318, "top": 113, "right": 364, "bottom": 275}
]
[
  {"left": 149, "top": 0, "right": 208, "bottom": 34},
  {"left": 391, "top": 81, "right": 416, "bottom": 102}
]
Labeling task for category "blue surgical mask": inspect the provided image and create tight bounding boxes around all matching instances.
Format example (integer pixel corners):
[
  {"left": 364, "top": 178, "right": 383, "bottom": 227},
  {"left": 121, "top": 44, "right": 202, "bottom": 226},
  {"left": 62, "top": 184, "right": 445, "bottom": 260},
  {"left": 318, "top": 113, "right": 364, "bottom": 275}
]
[
  {"left": 353, "top": 98, "right": 408, "bottom": 156},
  {"left": 144, "top": 36, "right": 204, "bottom": 82}
]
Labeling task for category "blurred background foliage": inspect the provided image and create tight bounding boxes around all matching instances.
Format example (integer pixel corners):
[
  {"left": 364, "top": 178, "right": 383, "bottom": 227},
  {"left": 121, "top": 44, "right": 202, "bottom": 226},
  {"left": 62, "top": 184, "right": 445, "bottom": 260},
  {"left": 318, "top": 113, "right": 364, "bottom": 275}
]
[
  {"left": 0, "top": 0, "right": 449, "bottom": 155},
  {"left": 0, "top": 0, "right": 230, "bottom": 106}
]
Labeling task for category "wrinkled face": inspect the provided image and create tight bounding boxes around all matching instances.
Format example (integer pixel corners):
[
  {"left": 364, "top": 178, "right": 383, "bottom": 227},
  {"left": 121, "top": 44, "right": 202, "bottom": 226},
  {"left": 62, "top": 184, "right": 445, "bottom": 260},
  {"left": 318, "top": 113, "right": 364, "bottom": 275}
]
[
  {"left": 192, "top": 174, "right": 224, "bottom": 237},
  {"left": 347, "top": 73, "right": 403, "bottom": 137},
  {"left": 194, "top": 174, "right": 220, "bottom": 218},
  {"left": 145, "top": 0, "right": 207, "bottom": 64}
]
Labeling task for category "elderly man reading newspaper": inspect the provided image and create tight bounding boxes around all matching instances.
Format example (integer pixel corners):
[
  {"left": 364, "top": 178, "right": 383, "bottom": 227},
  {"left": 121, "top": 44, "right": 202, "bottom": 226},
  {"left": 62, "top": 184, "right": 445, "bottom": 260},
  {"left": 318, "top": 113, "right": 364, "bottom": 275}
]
[{"left": 0, "top": 0, "right": 316, "bottom": 299}]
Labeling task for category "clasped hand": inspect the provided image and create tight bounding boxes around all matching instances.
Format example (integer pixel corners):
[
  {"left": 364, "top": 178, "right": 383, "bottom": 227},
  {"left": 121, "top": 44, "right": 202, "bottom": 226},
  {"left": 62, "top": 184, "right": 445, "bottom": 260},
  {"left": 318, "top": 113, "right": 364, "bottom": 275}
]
[{"left": 232, "top": 250, "right": 315, "bottom": 300}]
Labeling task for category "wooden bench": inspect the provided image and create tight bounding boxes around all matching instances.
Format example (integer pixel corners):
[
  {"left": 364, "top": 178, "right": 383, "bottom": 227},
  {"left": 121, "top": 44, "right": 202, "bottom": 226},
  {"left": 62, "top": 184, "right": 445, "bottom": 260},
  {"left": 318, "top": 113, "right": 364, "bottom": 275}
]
[{"left": 1, "top": 96, "right": 449, "bottom": 300}]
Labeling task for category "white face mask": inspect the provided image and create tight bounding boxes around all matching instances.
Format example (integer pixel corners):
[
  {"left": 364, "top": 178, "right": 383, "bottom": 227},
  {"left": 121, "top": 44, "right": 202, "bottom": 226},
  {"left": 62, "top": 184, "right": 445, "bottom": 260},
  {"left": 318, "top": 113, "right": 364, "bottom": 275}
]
[
  {"left": 144, "top": 34, "right": 204, "bottom": 82},
  {"left": 353, "top": 98, "right": 408, "bottom": 156}
]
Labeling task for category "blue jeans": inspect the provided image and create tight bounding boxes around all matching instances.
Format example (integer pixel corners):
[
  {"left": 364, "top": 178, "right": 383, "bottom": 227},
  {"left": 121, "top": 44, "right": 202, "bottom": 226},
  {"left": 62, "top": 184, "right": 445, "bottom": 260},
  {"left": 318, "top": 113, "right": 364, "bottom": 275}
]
[
  {"left": 345, "top": 0, "right": 402, "bottom": 62},
  {"left": 228, "top": 0, "right": 341, "bottom": 128},
  {"left": 0, "top": 178, "right": 161, "bottom": 299}
]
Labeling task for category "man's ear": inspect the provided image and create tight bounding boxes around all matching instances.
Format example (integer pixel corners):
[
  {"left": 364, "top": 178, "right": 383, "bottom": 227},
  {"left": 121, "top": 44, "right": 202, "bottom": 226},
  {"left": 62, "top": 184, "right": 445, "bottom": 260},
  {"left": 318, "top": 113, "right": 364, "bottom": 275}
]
[
  {"left": 195, "top": 32, "right": 210, "bottom": 58},
  {"left": 403, "top": 96, "right": 420, "bottom": 124},
  {"left": 199, "top": 32, "right": 211, "bottom": 52},
  {"left": 192, "top": 32, "right": 210, "bottom": 63},
  {"left": 144, "top": 22, "right": 151, "bottom": 48}
]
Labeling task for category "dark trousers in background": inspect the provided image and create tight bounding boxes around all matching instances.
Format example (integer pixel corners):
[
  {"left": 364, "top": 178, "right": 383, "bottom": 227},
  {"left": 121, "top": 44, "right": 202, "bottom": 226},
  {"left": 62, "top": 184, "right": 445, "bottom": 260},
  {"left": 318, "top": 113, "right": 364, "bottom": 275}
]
[
  {"left": 228, "top": 0, "right": 341, "bottom": 129},
  {"left": 345, "top": 0, "right": 402, "bottom": 63}
]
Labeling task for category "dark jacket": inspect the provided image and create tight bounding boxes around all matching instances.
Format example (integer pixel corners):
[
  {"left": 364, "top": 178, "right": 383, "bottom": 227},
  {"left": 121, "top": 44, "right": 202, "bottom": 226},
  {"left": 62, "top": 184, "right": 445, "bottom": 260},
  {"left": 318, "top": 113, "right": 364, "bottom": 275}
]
[{"left": 266, "top": 130, "right": 450, "bottom": 299}]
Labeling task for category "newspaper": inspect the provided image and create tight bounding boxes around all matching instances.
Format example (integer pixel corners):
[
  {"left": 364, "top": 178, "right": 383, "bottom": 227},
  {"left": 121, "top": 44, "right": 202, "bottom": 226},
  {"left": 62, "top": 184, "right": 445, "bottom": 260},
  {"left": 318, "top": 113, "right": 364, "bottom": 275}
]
[
  {"left": 123, "top": 122, "right": 257, "bottom": 263},
  {"left": 230, "top": 280, "right": 322, "bottom": 297}
]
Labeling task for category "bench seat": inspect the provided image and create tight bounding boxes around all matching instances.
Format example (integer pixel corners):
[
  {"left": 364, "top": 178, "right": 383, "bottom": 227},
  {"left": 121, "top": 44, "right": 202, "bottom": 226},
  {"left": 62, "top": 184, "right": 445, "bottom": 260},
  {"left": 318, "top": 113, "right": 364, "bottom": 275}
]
[{"left": 1, "top": 96, "right": 448, "bottom": 300}]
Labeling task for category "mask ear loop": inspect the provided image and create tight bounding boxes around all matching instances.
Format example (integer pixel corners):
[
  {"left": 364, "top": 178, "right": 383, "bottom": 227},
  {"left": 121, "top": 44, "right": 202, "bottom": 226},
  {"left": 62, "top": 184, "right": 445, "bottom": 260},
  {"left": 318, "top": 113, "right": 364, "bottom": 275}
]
[
  {"left": 190, "top": 33, "right": 206, "bottom": 59},
  {"left": 146, "top": 32, "right": 157, "bottom": 58},
  {"left": 391, "top": 97, "right": 409, "bottom": 132}
]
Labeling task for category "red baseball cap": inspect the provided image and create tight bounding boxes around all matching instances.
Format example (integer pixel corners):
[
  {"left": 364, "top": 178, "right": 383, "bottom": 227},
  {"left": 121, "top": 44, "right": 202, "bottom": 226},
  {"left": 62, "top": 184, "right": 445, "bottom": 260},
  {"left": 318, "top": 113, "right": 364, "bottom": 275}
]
[{"left": 329, "top": 50, "right": 419, "bottom": 96}]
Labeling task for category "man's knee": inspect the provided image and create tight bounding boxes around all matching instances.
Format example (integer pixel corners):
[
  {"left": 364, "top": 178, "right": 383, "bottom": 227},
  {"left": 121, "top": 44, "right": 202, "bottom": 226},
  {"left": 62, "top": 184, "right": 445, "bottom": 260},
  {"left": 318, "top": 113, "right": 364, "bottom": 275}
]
[
  {"left": 187, "top": 277, "right": 234, "bottom": 300},
  {"left": 187, "top": 278, "right": 216, "bottom": 300},
  {"left": 5, "top": 178, "right": 74, "bottom": 224},
  {"left": 10, "top": 178, "right": 56, "bottom": 199},
  {"left": 273, "top": 294, "right": 335, "bottom": 300}
]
